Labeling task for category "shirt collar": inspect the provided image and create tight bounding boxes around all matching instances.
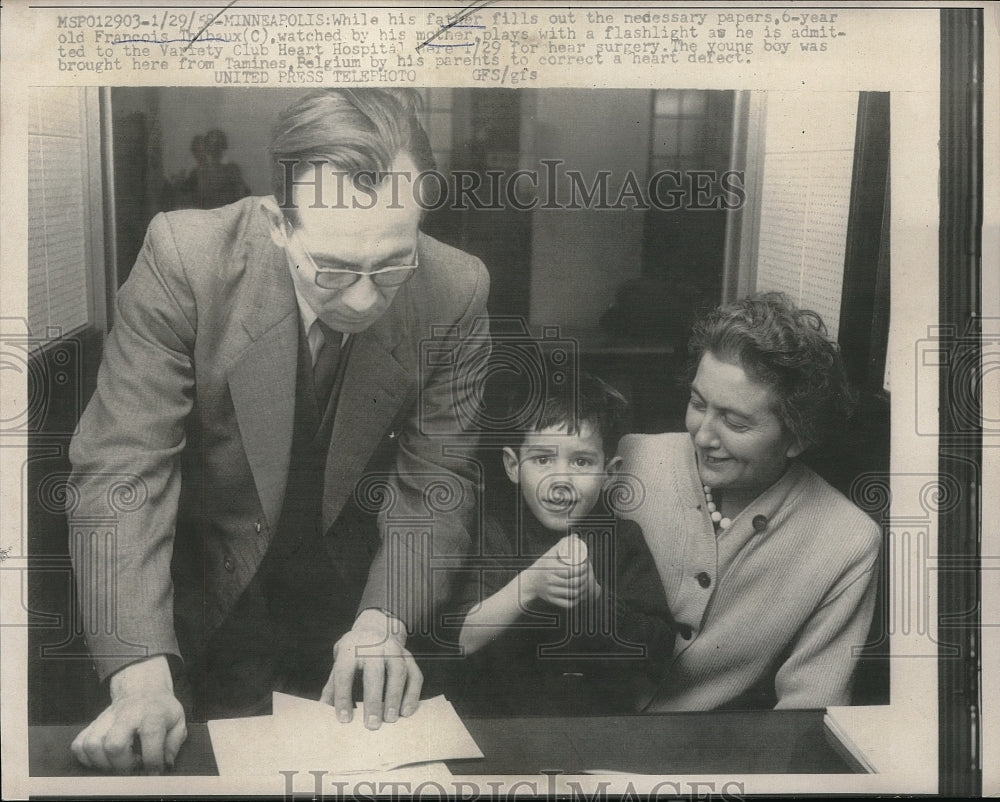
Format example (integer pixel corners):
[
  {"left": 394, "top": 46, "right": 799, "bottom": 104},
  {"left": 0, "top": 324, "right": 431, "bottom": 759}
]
[
  {"left": 292, "top": 283, "right": 318, "bottom": 337},
  {"left": 291, "top": 275, "right": 351, "bottom": 348}
]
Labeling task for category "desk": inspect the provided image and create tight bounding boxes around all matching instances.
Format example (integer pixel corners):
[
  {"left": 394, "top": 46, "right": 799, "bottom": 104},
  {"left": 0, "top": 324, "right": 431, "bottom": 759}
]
[{"left": 30, "top": 711, "right": 866, "bottom": 777}]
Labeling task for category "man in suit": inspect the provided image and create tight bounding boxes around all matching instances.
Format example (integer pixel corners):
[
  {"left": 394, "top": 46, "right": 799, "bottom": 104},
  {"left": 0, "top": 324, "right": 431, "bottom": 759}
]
[{"left": 67, "top": 89, "right": 489, "bottom": 772}]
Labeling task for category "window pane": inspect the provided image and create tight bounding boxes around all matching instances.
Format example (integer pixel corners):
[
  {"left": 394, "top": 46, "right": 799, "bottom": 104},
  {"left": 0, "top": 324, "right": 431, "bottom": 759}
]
[
  {"left": 681, "top": 91, "right": 707, "bottom": 116},
  {"left": 679, "top": 120, "right": 703, "bottom": 156},
  {"left": 652, "top": 117, "right": 680, "bottom": 157},
  {"left": 653, "top": 90, "right": 682, "bottom": 117}
]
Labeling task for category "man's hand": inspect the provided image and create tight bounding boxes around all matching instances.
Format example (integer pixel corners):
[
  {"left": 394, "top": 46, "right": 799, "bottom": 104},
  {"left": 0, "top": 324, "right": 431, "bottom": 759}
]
[
  {"left": 70, "top": 655, "right": 186, "bottom": 774},
  {"left": 321, "top": 608, "right": 422, "bottom": 730},
  {"left": 524, "top": 535, "right": 601, "bottom": 609}
]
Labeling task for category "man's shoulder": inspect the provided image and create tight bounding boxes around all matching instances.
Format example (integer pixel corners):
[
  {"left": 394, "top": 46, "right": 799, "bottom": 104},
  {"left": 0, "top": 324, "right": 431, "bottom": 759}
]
[
  {"left": 154, "top": 196, "right": 262, "bottom": 235},
  {"left": 137, "top": 199, "right": 263, "bottom": 281},
  {"left": 418, "top": 232, "right": 481, "bottom": 268},
  {"left": 411, "top": 233, "right": 489, "bottom": 307}
]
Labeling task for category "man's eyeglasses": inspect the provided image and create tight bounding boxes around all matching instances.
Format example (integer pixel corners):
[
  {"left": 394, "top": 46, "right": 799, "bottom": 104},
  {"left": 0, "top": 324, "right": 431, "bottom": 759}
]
[{"left": 284, "top": 220, "right": 419, "bottom": 291}]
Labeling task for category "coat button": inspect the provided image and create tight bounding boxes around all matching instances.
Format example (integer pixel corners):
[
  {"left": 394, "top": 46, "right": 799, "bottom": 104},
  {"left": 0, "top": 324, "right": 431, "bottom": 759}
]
[
  {"left": 223, "top": 556, "right": 235, "bottom": 572},
  {"left": 752, "top": 514, "right": 768, "bottom": 533},
  {"left": 697, "top": 571, "right": 712, "bottom": 588},
  {"left": 678, "top": 624, "right": 693, "bottom": 640},
  {"left": 254, "top": 520, "right": 262, "bottom": 533}
]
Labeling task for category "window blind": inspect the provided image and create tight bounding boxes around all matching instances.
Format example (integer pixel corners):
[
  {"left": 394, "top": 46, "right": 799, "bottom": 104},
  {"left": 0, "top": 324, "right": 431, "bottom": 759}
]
[
  {"left": 754, "top": 92, "right": 859, "bottom": 341},
  {"left": 28, "top": 88, "right": 93, "bottom": 340}
]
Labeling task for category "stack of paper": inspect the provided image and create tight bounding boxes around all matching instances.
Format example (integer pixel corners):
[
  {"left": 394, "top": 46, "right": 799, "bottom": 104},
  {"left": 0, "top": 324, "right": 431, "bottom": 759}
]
[{"left": 208, "top": 693, "right": 483, "bottom": 777}]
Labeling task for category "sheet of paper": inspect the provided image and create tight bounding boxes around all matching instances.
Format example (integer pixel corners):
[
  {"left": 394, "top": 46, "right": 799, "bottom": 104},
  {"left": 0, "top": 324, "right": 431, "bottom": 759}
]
[
  {"left": 270, "top": 692, "right": 483, "bottom": 773},
  {"left": 208, "top": 694, "right": 482, "bottom": 777},
  {"left": 208, "top": 713, "right": 453, "bottom": 782},
  {"left": 206, "top": 715, "right": 277, "bottom": 777}
]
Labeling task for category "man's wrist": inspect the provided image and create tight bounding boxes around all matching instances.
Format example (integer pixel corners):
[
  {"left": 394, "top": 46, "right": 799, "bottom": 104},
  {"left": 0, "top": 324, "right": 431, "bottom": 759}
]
[
  {"left": 108, "top": 654, "right": 174, "bottom": 701},
  {"left": 355, "top": 607, "right": 408, "bottom": 646}
]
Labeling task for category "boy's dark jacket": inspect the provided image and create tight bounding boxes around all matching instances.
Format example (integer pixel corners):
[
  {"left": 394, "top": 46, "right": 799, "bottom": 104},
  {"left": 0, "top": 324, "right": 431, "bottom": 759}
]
[{"left": 444, "top": 497, "right": 675, "bottom": 716}]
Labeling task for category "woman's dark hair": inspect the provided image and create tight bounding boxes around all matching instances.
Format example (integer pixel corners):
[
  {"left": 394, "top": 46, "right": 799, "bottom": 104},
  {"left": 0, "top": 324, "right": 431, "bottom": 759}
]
[
  {"left": 268, "top": 88, "right": 435, "bottom": 212},
  {"left": 688, "top": 292, "right": 856, "bottom": 450}
]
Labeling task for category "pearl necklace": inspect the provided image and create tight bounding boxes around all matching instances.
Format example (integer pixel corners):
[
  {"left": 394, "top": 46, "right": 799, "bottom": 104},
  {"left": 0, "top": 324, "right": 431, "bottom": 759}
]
[{"left": 702, "top": 485, "right": 732, "bottom": 531}]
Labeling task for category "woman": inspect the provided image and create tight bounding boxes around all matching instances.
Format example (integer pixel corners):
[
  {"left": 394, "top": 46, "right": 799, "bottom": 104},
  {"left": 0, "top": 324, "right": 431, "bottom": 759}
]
[{"left": 618, "top": 292, "right": 881, "bottom": 710}]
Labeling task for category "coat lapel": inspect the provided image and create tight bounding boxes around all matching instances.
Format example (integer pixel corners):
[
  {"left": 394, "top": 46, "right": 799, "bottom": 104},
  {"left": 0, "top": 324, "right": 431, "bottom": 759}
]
[
  {"left": 224, "top": 207, "right": 419, "bottom": 533},
  {"left": 227, "top": 213, "right": 299, "bottom": 530},
  {"left": 322, "top": 315, "right": 411, "bottom": 531}
]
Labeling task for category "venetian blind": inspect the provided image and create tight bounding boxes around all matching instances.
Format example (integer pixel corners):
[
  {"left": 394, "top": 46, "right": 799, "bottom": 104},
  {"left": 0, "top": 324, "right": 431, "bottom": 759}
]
[
  {"left": 28, "top": 87, "right": 94, "bottom": 339},
  {"left": 754, "top": 92, "right": 859, "bottom": 341}
]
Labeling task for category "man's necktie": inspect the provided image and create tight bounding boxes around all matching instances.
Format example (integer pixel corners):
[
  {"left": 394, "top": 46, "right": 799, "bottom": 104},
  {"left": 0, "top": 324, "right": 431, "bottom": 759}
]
[{"left": 312, "top": 320, "right": 342, "bottom": 407}]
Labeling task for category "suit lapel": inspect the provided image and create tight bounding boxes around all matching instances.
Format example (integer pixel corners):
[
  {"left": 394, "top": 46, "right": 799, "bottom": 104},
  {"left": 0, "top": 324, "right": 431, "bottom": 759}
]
[
  {"left": 322, "top": 314, "right": 411, "bottom": 531},
  {"left": 225, "top": 209, "right": 420, "bottom": 532},
  {"left": 227, "top": 213, "right": 299, "bottom": 530}
]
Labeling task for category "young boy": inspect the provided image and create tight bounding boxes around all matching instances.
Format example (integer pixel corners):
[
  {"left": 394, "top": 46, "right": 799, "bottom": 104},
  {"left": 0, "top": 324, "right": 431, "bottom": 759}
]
[{"left": 449, "top": 371, "right": 675, "bottom": 716}]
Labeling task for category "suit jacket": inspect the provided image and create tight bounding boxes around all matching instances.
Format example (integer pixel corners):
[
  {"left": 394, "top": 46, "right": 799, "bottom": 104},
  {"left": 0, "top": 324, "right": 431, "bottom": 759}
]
[{"left": 68, "top": 197, "right": 490, "bottom": 682}]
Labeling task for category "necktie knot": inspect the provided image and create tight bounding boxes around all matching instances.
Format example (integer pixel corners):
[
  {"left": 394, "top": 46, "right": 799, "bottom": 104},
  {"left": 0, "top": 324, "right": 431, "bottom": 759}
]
[{"left": 314, "top": 318, "right": 336, "bottom": 341}]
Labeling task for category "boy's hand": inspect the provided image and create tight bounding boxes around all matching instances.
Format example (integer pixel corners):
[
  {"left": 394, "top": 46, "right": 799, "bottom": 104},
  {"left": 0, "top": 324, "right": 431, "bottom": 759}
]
[{"left": 524, "top": 535, "right": 601, "bottom": 608}]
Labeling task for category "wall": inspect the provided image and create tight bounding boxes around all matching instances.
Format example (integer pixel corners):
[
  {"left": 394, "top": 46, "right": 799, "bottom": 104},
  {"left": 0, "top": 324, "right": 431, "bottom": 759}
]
[
  {"left": 157, "top": 88, "right": 304, "bottom": 194},
  {"left": 527, "top": 89, "right": 651, "bottom": 330},
  {"left": 125, "top": 88, "right": 655, "bottom": 332}
]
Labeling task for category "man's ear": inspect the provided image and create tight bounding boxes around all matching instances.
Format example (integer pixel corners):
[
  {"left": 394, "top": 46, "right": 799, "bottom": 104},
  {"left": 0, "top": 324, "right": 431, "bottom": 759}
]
[
  {"left": 502, "top": 447, "right": 520, "bottom": 484},
  {"left": 603, "top": 455, "right": 623, "bottom": 482},
  {"left": 259, "top": 197, "right": 288, "bottom": 248}
]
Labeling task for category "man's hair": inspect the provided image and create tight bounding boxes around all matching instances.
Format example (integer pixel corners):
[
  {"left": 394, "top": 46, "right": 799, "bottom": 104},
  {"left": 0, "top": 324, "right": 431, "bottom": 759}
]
[
  {"left": 503, "top": 369, "right": 630, "bottom": 459},
  {"left": 268, "top": 88, "right": 435, "bottom": 210},
  {"left": 688, "top": 291, "right": 855, "bottom": 451}
]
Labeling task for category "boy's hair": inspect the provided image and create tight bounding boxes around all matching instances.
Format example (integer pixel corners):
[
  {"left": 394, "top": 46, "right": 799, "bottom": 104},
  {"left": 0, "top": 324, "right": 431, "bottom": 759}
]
[{"left": 502, "top": 369, "right": 630, "bottom": 459}]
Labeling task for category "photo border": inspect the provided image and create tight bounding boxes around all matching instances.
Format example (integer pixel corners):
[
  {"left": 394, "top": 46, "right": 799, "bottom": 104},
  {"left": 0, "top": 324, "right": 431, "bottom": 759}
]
[{"left": 0, "top": 2, "right": 994, "bottom": 797}]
